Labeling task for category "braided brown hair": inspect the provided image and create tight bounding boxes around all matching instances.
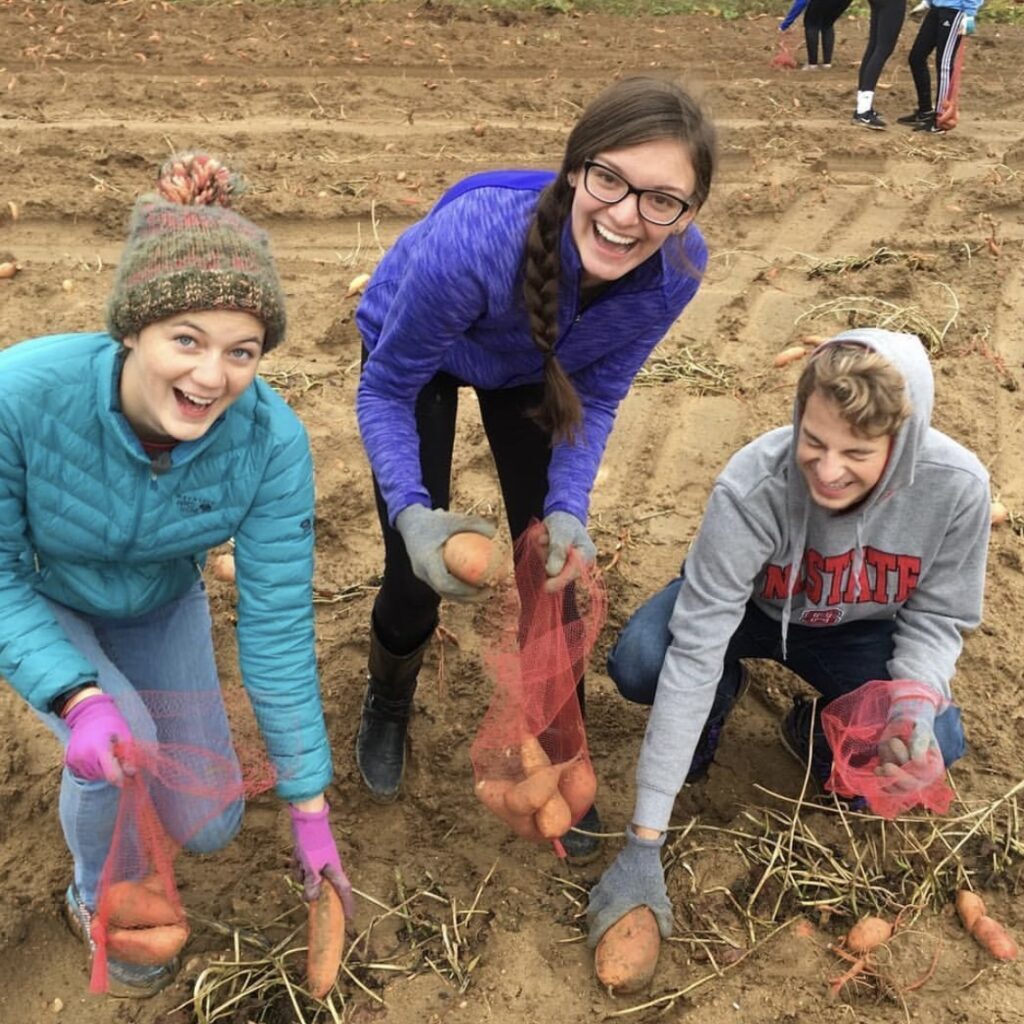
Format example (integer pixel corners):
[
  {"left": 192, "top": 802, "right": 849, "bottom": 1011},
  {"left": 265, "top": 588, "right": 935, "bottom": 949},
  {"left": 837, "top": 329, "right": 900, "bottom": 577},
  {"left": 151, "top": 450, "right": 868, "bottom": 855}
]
[{"left": 522, "top": 76, "right": 716, "bottom": 443}]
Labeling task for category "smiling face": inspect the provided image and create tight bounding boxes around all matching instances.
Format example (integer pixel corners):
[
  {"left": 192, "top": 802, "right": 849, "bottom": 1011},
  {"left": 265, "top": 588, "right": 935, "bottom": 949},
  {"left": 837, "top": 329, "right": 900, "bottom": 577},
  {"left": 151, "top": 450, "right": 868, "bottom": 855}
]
[
  {"left": 797, "top": 390, "right": 893, "bottom": 510},
  {"left": 567, "top": 137, "right": 697, "bottom": 286},
  {"left": 119, "top": 309, "right": 265, "bottom": 443}
]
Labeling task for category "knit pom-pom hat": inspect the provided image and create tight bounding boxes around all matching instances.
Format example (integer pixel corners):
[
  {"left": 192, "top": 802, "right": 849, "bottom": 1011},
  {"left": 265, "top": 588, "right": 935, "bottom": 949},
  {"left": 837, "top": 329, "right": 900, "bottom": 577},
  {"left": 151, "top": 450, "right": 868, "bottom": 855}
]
[{"left": 106, "top": 153, "right": 286, "bottom": 351}]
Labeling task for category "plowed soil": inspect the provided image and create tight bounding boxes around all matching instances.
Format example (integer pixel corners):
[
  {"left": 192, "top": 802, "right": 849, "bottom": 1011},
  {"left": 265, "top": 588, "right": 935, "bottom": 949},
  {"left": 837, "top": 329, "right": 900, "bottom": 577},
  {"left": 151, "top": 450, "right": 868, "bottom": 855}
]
[{"left": 1, "top": 2, "right": 1023, "bottom": 1022}]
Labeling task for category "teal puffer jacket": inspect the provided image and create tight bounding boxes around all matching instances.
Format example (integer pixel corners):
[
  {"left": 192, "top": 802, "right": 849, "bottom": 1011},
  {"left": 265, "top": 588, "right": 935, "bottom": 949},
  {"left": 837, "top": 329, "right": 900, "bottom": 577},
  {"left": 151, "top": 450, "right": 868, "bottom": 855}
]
[{"left": 0, "top": 332, "right": 331, "bottom": 801}]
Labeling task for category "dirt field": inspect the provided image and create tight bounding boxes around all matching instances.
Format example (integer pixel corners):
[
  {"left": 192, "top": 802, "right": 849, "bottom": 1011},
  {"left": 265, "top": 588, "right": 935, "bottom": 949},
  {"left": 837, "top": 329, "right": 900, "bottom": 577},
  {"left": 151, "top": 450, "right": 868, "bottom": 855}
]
[{"left": 2, "top": 1, "right": 1023, "bottom": 1021}]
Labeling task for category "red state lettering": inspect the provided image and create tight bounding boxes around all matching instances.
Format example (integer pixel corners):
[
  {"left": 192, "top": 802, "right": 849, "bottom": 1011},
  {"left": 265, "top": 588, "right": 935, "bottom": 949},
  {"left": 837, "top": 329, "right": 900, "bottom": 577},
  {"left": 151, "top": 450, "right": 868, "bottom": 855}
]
[
  {"left": 803, "top": 549, "right": 824, "bottom": 604},
  {"left": 894, "top": 554, "right": 922, "bottom": 602},
  {"left": 866, "top": 548, "right": 898, "bottom": 602},
  {"left": 762, "top": 564, "right": 791, "bottom": 600},
  {"left": 822, "top": 550, "right": 853, "bottom": 604}
]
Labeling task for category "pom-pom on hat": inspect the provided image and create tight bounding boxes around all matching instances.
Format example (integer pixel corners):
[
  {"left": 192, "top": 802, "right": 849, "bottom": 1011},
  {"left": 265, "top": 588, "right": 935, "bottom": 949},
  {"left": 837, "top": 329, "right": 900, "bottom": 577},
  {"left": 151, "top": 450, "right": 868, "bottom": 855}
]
[{"left": 106, "top": 153, "right": 286, "bottom": 351}]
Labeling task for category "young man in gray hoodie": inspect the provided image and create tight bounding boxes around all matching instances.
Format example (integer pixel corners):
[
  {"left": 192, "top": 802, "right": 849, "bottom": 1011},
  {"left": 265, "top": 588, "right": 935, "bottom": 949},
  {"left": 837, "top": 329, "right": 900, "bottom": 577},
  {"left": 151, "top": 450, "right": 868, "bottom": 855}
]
[{"left": 586, "top": 328, "right": 990, "bottom": 951}]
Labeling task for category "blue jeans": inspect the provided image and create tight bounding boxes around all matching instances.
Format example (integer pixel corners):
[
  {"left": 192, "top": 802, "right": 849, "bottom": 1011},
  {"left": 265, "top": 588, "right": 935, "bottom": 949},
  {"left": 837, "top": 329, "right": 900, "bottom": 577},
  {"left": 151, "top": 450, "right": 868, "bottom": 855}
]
[
  {"left": 35, "top": 581, "right": 243, "bottom": 908},
  {"left": 607, "top": 576, "right": 966, "bottom": 770}
]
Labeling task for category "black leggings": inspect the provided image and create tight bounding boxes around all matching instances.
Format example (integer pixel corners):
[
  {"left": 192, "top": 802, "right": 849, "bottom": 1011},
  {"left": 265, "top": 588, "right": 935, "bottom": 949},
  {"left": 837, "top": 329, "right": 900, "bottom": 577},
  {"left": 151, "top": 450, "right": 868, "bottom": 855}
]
[
  {"left": 857, "top": 0, "right": 906, "bottom": 92},
  {"left": 804, "top": 0, "right": 853, "bottom": 65},
  {"left": 908, "top": 5, "right": 965, "bottom": 113},
  {"left": 369, "top": 366, "right": 553, "bottom": 655}
]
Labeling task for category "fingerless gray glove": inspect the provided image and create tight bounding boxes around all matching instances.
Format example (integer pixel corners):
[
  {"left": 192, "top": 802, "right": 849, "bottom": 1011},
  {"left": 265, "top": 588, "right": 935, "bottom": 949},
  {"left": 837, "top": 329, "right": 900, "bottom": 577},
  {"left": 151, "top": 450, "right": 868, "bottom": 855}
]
[
  {"left": 395, "top": 504, "right": 496, "bottom": 601},
  {"left": 586, "top": 828, "right": 674, "bottom": 947}
]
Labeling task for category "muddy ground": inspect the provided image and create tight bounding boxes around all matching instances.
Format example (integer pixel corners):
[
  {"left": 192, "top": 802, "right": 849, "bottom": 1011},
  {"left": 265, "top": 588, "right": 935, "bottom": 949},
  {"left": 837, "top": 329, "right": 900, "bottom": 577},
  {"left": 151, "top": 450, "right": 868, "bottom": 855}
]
[{"left": 1, "top": 1, "right": 1023, "bottom": 1022}]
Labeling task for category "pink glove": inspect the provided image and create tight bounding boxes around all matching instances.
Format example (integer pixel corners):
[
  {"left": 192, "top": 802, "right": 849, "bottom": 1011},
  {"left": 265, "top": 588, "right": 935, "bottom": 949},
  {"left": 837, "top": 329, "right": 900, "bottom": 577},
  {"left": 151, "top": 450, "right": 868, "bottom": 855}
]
[
  {"left": 288, "top": 802, "right": 355, "bottom": 917},
  {"left": 64, "top": 693, "right": 134, "bottom": 785}
]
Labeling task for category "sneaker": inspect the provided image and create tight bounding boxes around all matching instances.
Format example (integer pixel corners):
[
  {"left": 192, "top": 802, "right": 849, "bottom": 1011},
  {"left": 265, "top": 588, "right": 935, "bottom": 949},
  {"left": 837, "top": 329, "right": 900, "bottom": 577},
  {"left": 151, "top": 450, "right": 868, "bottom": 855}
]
[
  {"left": 851, "top": 109, "right": 887, "bottom": 130},
  {"left": 686, "top": 717, "right": 724, "bottom": 783},
  {"left": 561, "top": 804, "right": 602, "bottom": 866},
  {"left": 779, "top": 698, "right": 870, "bottom": 811},
  {"left": 778, "top": 697, "right": 834, "bottom": 785},
  {"left": 64, "top": 884, "right": 180, "bottom": 998},
  {"left": 913, "top": 114, "right": 947, "bottom": 134},
  {"left": 910, "top": 0, "right": 930, "bottom": 18},
  {"left": 685, "top": 667, "right": 751, "bottom": 783},
  {"left": 897, "top": 108, "right": 935, "bottom": 125}
]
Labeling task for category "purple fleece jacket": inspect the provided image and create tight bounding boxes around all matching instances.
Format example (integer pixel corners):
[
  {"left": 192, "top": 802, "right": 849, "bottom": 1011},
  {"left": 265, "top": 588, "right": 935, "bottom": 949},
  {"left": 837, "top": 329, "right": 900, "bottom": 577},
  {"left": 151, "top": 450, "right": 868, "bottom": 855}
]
[{"left": 355, "top": 170, "right": 708, "bottom": 524}]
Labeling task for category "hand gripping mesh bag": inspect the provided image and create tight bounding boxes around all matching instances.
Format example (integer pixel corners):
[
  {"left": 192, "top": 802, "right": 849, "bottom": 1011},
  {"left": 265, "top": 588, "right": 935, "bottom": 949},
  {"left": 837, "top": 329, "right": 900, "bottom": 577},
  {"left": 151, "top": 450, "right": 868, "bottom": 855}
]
[{"left": 821, "top": 679, "right": 955, "bottom": 819}]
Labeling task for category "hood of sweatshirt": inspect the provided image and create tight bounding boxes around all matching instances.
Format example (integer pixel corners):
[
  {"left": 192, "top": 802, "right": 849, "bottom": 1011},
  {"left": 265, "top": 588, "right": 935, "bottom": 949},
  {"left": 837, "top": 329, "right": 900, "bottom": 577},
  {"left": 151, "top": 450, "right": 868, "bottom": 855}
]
[{"left": 779, "top": 328, "right": 934, "bottom": 650}]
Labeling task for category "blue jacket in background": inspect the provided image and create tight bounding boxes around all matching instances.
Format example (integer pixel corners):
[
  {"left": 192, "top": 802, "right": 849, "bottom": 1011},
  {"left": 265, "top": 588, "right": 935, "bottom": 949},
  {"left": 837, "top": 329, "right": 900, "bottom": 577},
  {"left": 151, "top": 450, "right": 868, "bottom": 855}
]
[
  {"left": 0, "top": 332, "right": 331, "bottom": 801},
  {"left": 356, "top": 171, "right": 707, "bottom": 524}
]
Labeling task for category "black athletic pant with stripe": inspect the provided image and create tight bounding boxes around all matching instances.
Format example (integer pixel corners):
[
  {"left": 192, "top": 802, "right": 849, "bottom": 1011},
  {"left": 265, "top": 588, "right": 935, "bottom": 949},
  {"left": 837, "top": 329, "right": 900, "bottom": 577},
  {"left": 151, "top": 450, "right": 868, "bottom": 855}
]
[
  {"left": 804, "top": 0, "right": 853, "bottom": 66},
  {"left": 857, "top": 0, "right": 906, "bottom": 93},
  {"left": 909, "top": 5, "right": 966, "bottom": 114}
]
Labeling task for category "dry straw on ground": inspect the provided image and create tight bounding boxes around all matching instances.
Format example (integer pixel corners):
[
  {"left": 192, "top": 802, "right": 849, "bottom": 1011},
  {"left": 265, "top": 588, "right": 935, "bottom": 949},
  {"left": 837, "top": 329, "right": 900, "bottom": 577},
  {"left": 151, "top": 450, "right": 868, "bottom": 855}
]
[{"left": 182, "top": 865, "right": 496, "bottom": 1024}]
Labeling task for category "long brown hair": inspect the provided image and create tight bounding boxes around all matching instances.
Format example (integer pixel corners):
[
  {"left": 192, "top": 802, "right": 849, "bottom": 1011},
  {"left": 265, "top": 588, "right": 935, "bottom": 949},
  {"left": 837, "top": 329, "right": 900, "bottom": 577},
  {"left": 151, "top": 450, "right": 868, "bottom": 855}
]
[{"left": 523, "top": 76, "right": 716, "bottom": 443}]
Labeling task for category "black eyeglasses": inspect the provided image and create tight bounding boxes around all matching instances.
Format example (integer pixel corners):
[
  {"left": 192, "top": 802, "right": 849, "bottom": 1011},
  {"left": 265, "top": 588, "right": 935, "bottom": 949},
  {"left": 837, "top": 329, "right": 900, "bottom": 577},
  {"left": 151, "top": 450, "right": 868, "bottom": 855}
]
[{"left": 582, "top": 160, "right": 692, "bottom": 226}]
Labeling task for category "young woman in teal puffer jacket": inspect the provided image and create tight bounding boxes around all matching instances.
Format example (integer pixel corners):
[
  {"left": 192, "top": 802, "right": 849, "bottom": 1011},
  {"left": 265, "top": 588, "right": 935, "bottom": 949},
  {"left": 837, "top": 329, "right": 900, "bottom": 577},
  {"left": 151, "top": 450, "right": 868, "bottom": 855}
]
[{"left": 0, "top": 153, "right": 351, "bottom": 997}]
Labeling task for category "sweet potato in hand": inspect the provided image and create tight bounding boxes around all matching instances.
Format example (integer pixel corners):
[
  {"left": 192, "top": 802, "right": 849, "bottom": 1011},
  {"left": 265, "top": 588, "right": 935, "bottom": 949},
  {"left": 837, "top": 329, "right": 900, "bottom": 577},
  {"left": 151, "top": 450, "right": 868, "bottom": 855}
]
[
  {"left": 307, "top": 883, "right": 346, "bottom": 999},
  {"left": 594, "top": 906, "right": 661, "bottom": 995}
]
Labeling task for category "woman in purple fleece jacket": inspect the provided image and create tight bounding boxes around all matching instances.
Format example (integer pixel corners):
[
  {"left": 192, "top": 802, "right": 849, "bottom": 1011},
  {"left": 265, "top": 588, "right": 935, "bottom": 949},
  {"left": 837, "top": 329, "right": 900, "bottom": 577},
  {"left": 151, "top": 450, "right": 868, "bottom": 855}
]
[{"left": 353, "top": 76, "right": 716, "bottom": 860}]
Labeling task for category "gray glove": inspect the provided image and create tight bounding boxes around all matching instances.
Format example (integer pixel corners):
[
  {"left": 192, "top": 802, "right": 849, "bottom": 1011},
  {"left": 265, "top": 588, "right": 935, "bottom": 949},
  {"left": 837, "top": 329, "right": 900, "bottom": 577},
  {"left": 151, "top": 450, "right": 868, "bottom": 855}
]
[
  {"left": 542, "top": 511, "right": 596, "bottom": 579},
  {"left": 395, "top": 504, "right": 496, "bottom": 601},
  {"left": 586, "top": 828, "right": 674, "bottom": 948}
]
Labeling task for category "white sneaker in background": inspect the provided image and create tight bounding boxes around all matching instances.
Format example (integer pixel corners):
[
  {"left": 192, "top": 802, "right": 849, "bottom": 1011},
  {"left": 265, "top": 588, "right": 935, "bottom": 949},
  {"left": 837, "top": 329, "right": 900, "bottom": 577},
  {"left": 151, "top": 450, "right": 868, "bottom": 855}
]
[{"left": 910, "top": 0, "right": 930, "bottom": 19}]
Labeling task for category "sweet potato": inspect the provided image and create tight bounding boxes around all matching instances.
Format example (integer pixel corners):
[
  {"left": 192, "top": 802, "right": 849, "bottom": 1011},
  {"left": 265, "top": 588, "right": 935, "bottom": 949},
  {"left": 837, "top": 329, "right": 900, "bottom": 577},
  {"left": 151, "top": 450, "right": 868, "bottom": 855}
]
[
  {"left": 558, "top": 758, "right": 598, "bottom": 821},
  {"left": 534, "top": 791, "right": 573, "bottom": 840},
  {"left": 956, "top": 889, "right": 986, "bottom": 932},
  {"left": 474, "top": 776, "right": 514, "bottom": 816},
  {"left": 594, "top": 906, "right": 661, "bottom": 995},
  {"left": 442, "top": 532, "right": 502, "bottom": 587},
  {"left": 106, "top": 923, "right": 189, "bottom": 965},
  {"left": 105, "top": 878, "right": 182, "bottom": 928},
  {"left": 307, "top": 883, "right": 346, "bottom": 999},
  {"left": 969, "top": 915, "right": 1018, "bottom": 962},
  {"left": 474, "top": 778, "right": 545, "bottom": 841},
  {"left": 519, "top": 734, "right": 551, "bottom": 774},
  {"left": 845, "top": 915, "right": 892, "bottom": 954},
  {"left": 773, "top": 345, "right": 807, "bottom": 368},
  {"left": 504, "top": 764, "right": 562, "bottom": 815}
]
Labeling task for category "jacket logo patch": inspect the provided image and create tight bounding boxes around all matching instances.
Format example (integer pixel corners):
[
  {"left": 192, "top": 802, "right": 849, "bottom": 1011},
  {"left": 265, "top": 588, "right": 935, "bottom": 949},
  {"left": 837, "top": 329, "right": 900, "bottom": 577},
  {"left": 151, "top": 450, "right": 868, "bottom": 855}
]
[
  {"left": 801, "top": 609, "right": 844, "bottom": 626},
  {"left": 176, "top": 494, "right": 214, "bottom": 515}
]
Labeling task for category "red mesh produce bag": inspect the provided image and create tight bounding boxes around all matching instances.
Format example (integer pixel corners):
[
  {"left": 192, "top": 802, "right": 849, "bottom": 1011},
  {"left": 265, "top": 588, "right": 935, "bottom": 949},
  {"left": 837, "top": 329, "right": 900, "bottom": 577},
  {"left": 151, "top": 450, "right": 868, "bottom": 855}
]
[
  {"left": 470, "top": 521, "right": 607, "bottom": 856},
  {"left": 821, "top": 679, "right": 954, "bottom": 819},
  {"left": 89, "top": 690, "right": 275, "bottom": 993},
  {"left": 770, "top": 33, "right": 799, "bottom": 70}
]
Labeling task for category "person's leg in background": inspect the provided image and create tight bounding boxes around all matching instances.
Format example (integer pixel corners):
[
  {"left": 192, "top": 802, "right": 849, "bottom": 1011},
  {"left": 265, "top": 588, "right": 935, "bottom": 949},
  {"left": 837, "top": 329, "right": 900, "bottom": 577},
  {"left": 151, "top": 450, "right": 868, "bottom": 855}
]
[
  {"left": 854, "top": 0, "right": 906, "bottom": 127},
  {"left": 925, "top": 7, "right": 966, "bottom": 132},
  {"left": 902, "top": 6, "right": 940, "bottom": 123},
  {"left": 820, "top": 0, "right": 854, "bottom": 66},
  {"left": 803, "top": 0, "right": 825, "bottom": 67}
]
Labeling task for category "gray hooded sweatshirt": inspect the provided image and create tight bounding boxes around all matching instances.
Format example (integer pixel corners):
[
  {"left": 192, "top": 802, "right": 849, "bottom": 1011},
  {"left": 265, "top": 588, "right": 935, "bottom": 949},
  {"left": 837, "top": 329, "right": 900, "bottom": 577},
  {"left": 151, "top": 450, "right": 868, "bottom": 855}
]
[{"left": 633, "top": 329, "right": 991, "bottom": 832}]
